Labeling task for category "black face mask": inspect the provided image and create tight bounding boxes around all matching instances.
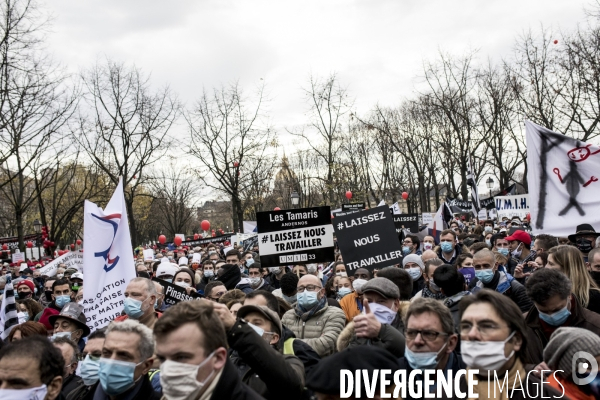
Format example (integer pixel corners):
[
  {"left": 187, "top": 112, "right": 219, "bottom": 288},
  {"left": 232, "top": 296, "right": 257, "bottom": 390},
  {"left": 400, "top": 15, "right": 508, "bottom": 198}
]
[
  {"left": 576, "top": 238, "right": 593, "bottom": 253},
  {"left": 45, "top": 290, "right": 53, "bottom": 302},
  {"left": 590, "top": 271, "right": 600, "bottom": 285},
  {"left": 18, "top": 291, "right": 31, "bottom": 300}
]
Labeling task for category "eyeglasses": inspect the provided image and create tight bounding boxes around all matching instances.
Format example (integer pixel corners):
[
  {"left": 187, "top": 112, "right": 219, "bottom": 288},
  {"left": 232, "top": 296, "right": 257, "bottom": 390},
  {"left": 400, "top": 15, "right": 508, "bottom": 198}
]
[
  {"left": 405, "top": 329, "right": 448, "bottom": 342},
  {"left": 296, "top": 285, "right": 322, "bottom": 293},
  {"left": 402, "top": 240, "right": 413, "bottom": 245},
  {"left": 459, "top": 322, "right": 508, "bottom": 337},
  {"left": 78, "top": 353, "right": 101, "bottom": 362}
]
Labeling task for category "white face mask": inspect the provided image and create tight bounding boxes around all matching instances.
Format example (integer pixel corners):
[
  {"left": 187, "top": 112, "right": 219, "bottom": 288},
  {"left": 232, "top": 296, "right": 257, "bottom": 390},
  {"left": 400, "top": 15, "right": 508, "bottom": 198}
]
[
  {"left": 423, "top": 243, "right": 433, "bottom": 251},
  {"left": 336, "top": 272, "right": 347, "bottom": 277},
  {"left": 175, "top": 281, "right": 191, "bottom": 289},
  {"left": 249, "top": 277, "right": 261, "bottom": 287},
  {"left": 268, "top": 267, "right": 281, "bottom": 274},
  {"left": 461, "top": 331, "right": 516, "bottom": 372},
  {"left": 367, "top": 302, "right": 397, "bottom": 325},
  {"left": 203, "top": 270, "right": 214, "bottom": 278},
  {"left": 160, "top": 351, "right": 216, "bottom": 400},
  {"left": 0, "top": 384, "right": 48, "bottom": 400}
]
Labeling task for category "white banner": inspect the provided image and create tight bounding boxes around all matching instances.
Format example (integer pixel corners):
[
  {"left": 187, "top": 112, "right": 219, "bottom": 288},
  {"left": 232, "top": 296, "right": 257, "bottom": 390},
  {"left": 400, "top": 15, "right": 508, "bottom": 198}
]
[
  {"left": 38, "top": 251, "right": 84, "bottom": 277},
  {"left": 243, "top": 221, "right": 257, "bottom": 233},
  {"left": 494, "top": 194, "right": 530, "bottom": 220},
  {"left": 81, "top": 178, "right": 136, "bottom": 332},
  {"left": 526, "top": 120, "right": 600, "bottom": 236}
]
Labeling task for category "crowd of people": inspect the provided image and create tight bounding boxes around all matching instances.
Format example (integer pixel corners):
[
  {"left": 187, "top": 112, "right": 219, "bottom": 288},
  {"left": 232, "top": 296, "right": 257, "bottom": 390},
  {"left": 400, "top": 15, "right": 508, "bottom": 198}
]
[{"left": 1, "top": 216, "right": 600, "bottom": 399}]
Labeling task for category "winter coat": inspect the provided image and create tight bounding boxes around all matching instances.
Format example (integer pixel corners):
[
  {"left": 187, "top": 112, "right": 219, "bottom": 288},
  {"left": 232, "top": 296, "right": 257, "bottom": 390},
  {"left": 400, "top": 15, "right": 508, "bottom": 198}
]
[
  {"left": 339, "top": 292, "right": 361, "bottom": 323},
  {"left": 469, "top": 270, "right": 533, "bottom": 313},
  {"left": 279, "top": 325, "right": 321, "bottom": 376},
  {"left": 336, "top": 319, "right": 406, "bottom": 358},
  {"left": 281, "top": 302, "right": 346, "bottom": 357},
  {"left": 443, "top": 291, "right": 471, "bottom": 333}
]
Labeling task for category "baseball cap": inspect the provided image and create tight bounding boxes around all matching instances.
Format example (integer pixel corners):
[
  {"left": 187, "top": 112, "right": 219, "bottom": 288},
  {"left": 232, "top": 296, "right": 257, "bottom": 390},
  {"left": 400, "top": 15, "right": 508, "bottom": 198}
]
[
  {"left": 156, "top": 261, "right": 179, "bottom": 278},
  {"left": 505, "top": 230, "right": 531, "bottom": 246},
  {"left": 360, "top": 277, "right": 400, "bottom": 300},
  {"left": 237, "top": 305, "right": 282, "bottom": 336},
  {"left": 71, "top": 272, "right": 84, "bottom": 281}
]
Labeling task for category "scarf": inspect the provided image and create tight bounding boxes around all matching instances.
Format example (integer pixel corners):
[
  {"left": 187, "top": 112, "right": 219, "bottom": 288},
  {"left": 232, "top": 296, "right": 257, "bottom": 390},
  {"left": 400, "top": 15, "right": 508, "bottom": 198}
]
[
  {"left": 467, "top": 358, "right": 527, "bottom": 400},
  {"left": 422, "top": 285, "right": 446, "bottom": 300},
  {"left": 294, "top": 295, "right": 327, "bottom": 321}
]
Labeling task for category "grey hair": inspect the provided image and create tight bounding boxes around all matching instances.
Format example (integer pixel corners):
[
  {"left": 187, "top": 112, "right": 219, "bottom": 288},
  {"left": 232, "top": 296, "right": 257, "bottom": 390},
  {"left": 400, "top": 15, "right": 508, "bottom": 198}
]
[
  {"left": 106, "top": 319, "right": 155, "bottom": 360},
  {"left": 405, "top": 297, "right": 455, "bottom": 335},
  {"left": 129, "top": 277, "right": 157, "bottom": 296},
  {"left": 52, "top": 337, "right": 80, "bottom": 364}
]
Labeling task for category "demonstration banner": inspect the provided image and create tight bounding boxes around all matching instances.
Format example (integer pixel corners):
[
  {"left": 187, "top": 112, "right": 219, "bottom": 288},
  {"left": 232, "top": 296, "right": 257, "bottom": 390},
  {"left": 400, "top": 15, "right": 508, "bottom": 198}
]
[
  {"left": 82, "top": 179, "right": 136, "bottom": 332},
  {"left": 0, "top": 234, "right": 40, "bottom": 250},
  {"left": 152, "top": 278, "right": 200, "bottom": 306},
  {"left": 494, "top": 194, "right": 530, "bottom": 221},
  {"left": 445, "top": 184, "right": 517, "bottom": 214},
  {"left": 333, "top": 206, "right": 403, "bottom": 273},
  {"left": 526, "top": 120, "right": 600, "bottom": 236},
  {"left": 257, "top": 206, "right": 334, "bottom": 267},
  {"left": 342, "top": 202, "right": 366, "bottom": 211},
  {"left": 38, "top": 251, "right": 84, "bottom": 277},
  {"left": 180, "top": 233, "right": 233, "bottom": 247},
  {"left": 393, "top": 213, "right": 419, "bottom": 234}
]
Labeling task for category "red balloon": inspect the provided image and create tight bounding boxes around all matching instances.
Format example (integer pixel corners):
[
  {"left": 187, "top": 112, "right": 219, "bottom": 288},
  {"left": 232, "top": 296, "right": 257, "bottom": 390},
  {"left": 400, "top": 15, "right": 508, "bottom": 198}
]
[
  {"left": 234, "top": 161, "right": 239, "bottom": 167},
  {"left": 212, "top": 232, "right": 216, "bottom": 237},
  {"left": 553, "top": 39, "right": 558, "bottom": 44},
  {"left": 194, "top": 233, "right": 199, "bottom": 240},
  {"left": 201, "top": 220, "right": 210, "bottom": 231},
  {"left": 402, "top": 192, "right": 409, "bottom": 200},
  {"left": 26, "top": 241, "right": 33, "bottom": 248},
  {"left": 345, "top": 191, "right": 352, "bottom": 200},
  {"left": 70, "top": 244, "right": 75, "bottom": 250},
  {"left": 173, "top": 236, "right": 182, "bottom": 246},
  {"left": 158, "top": 235, "right": 166, "bottom": 244},
  {"left": 76, "top": 239, "right": 82, "bottom": 245},
  {"left": 1, "top": 244, "right": 7, "bottom": 251},
  {"left": 274, "top": 207, "right": 281, "bottom": 211}
]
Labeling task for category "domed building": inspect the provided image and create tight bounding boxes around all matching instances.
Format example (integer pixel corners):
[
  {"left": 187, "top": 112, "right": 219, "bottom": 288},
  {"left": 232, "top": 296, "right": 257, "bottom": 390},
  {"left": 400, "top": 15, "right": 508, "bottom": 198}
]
[{"left": 272, "top": 154, "right": 301, "bottom": 209}]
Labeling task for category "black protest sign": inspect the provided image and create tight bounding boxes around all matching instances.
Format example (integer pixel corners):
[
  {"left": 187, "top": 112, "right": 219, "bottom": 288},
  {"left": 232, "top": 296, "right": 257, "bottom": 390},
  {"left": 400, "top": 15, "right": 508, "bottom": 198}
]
[
  {"left": 342, "top": 202, "right": 366, "bottom": 212},
  {"left": 152, "top": 278, "right": 201, "bottom": 306},
  {"left": 333, "top": 205, "right": 403, "bottom": 273},
  {"left": 257, "top": 206, "right": 334, "bottom": 267},
  {"left": 181, "top": 233, "right": 233, "bottom": 247},
  {"left": 243, "top": 235, "right": 259, "bottom": 252},
  {"left": 393, "top": 213, "right": 419, "bottom": 234}
]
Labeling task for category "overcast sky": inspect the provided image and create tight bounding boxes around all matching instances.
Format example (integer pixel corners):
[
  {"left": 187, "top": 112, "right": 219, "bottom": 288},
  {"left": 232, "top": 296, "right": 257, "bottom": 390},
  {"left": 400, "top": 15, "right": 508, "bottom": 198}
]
[{"left": 45, "top": 0, "right": 588, "bottom": 135}]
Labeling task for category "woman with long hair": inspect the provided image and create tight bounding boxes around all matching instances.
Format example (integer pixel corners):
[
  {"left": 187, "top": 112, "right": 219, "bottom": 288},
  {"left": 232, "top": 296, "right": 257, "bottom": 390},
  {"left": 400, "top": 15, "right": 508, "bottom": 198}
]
[{"left": 547, "top": 245, "right": 600, "bottom": 314}]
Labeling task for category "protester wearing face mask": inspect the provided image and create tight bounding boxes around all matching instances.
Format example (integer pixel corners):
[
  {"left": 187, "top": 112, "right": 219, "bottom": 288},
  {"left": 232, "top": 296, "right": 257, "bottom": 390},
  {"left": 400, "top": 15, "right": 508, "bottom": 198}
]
[
  {"left": 411, "top": 258, "right": 446, "bottom": 301},
  {"left": 568, "top": 223, "right": 599, "bottom": 260},
  {"left": 505, "top": 230, "right": 535, "bottom": 275},
  {"left": 336, "top": 277, "right": 406, "bottom": 358},
  {"left": 544, "top": 327, "right": 600, "bottom": 399},
  {"left": 492, "top": 233, "right": 510, "bottom": 257},
  {"left": 173, "top": 268, "right": 198, "bottom": 295},
  {"left": 469, "top": 249, "right": 532, "bottom": 313},
  {"left": 523, "top": 268, "right": 600, "bottom": 367},
  {"left": 402, "top": 234, "right": 421, "bottom": 256},
  {"left": 398, "top": 298, "right": 462, "bottom": 398},
  {"left": 402, "top": 254, "right": 426, "bottom": 297},
  {"left": 587, "top": 247, "right": 600, "bottom": 287},
  {"left": 547, "top": 244, "right": 600, "bottom": 315},
  {"left": 264, "top": 265, "right": 287, "bottom": 290},
  {"left": 34, "top": 278, "right": 73, "bottom": 321},
  {"left": 422, "top": 235, "right": 435, "bottom": 252},
  {"left": 212, "top": 302, "right": 306, "bottom": 400},
  {"left": 95, "top": 320, "right": 159, "bottom": 400},
  {"left": 52, "top": 337, "right": 83, "bottom": 399},
  {"left": 483, "top": 220, "right": 494, "bottom": 234},
  {"left": 68, "top": 328, "right": 106, "bottom": 400},
  {"left": 49, "top": 303, "right": 90, "bottom": 353},
  {"left": 245, "top": 264, "right": 275, "bottom": 292},
  {"left": 197, "top": 260, "right": 216, "bottom": 295},
  {"left": 436, "top": 229, "right": 464, "bottom": 265},
  {"left": 114, "top": 277, "right": 159, "bottom": 330},
  {"left": 281, "top": 274, "right": 346, "bottom": 357},
  {"left": 333, "top": 262, "right": 347, "bottom": 277},
  {"left": 154, "top": 301, "right": 262, "bottom": 400},
  {"left": 338, "top": 276, "right": 364, "bottom": 323},
  {"left": 0, "top": 336, "right": 65, "bottom": 400},
  {"left": 272, "top": 272, "right": 299, "bottom": 305},
  {"left": 155, "top": 259, "right": 179, "bottom": 284},
  {"left": 458, "top": 289, "right": 564, "bottom": 399},
  {"left": 16, "top": 279, "right": 36, "bottom": 300}
]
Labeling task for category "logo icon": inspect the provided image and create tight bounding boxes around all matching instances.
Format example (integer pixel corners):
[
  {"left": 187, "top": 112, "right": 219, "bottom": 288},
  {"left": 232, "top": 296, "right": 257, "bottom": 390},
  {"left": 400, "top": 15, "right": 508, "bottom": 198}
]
[
  {"left": 572, "top": 351, "right": 598, "bottom": 385},
  {"left": 92, "top": 213, "right": 121, "bottom": 272}
]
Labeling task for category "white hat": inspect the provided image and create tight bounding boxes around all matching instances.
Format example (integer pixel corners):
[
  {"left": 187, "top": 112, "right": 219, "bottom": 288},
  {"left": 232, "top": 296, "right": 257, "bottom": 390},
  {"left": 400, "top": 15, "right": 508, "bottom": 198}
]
[
  {"left": 156, "top": 263, "right": 179, "bottom": 278},
  {"left": 71, "top": 272, "right": 84, "bottom": 281},
  {"left": 192, "top": 253, "right": 202, "bottom": 263},
  {"left": 179, "top": 257, "right": 188, "bottom": 266},
  {"left": 352, "top": 279, "right": 368, "bottom": 293},
  {"left": 19, "top": 263, "right": 28, "bottom": 272}
]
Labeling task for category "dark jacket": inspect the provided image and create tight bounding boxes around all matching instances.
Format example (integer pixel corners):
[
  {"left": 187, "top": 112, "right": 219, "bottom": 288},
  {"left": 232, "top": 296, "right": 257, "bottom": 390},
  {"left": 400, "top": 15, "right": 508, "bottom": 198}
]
[
  {"left": 66, "top": 382, "right": 97, "bottom": 400},
  {"left": 443, "top": 291, "right": 471, "bottom": 333},
  {"left": 196, "top": 275, "right": 214, "bottom": 294},
  {"left": 279, "top": 325, "right": 321, "bottom": 376},
  {"left": 469, "top": 271, "right": 533, "bottom": 313},
  {"left": 92, "top": 373, "right": 160, "bottom": 400},
  {"left": 336, "top": 315, "right": 406, "bottom": 358},
  {"left": 397, "top": 352, "right": 465, "bottom": 400},
  {"left": 436, "top": 244, "right": 464, "bottom": 265},
  {"left": 61, "top": 374, "right": 84, "bottom": 399},
  {"left": 411, "top": 276, "right": 426, "bottom": 298},
  {"left": 210, "top": 358, "right": 266, "bottom": 400},
  {"left": 586, "top": 288, "right": 600, "bottom": 315},
  {"left": 524, "top": 295, "right": 600, "bottom": 364},
  {"left": 264, "top": 272, "right": 282, "bottom": 290},
  {"left": 228, "top": 319, "right": 305, "bottom": 400}
]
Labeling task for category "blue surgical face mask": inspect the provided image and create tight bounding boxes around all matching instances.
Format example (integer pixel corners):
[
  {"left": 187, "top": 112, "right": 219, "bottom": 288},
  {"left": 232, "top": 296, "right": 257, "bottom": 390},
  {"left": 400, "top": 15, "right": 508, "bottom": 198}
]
[
  {"left": 404, "top": 342, "right": 447, "bottom": 370},
  {"left": 475, "top": 269, "right": 494, "bottom": 284},
  {"left": 407, "top": 267, "right": 422, "bottom": 281},
  {"left": 440, "top": 242, "right": 454, "bottom": 253},
  {"left": 498, "top": 248, "right": 509, "bottom": 257},
  {"left": 539, "top": 306, "right": 571, "bottom": 326},
  {"left": 99, "top": 358, "right": 144, "bottom": 396},
  {"left": 297, "top": 291, "right": 319, "bottom": 310},
  {"left": 337, "top": 287, "right": 352, "bottom": 299},
  {"left": 485, "top": 239, "right": 491, "bottom": 247},
  {"left": 203, "top": 270, "right": 214, "bottom": 278},
  {"left": 402, "top": 246, "right": 411, "bottom": 255},
  {"left": 55, "top": 295, "right": 71, "bottom": 308},
  {"left": 123, "top": 297, "right": 146, "bottom": 319},
  {"left": 283, "top": 293, "right": 297, "bottom": 304},
  {"left": 511, "top": 243, "right": 523, "bottom": 258},
  {"left": 484, "top": 226, "right": 493, "bottom": 233},
  {"left": 164, "top": 278, "right": 172, "bottom": 284},
  {"left": 80, "top": 355, "right": 100, "bottom": 386},
  {"left": 246, "top": 258, "right": 254, "bottom": 267}
]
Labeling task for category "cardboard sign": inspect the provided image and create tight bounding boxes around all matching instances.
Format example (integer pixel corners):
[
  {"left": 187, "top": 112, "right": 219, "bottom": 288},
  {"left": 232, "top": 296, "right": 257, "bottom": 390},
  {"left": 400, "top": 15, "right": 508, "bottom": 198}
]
[
  {"left": 342, "top": 202, "right": 366, "bottom": 212},
  {"left": 11, "top": 252, "right": 24, "bottom": 264},
  {"left": 393, "top": 213, "right": 419, "bottom": 234},
  {"left": 333, "top": 206, "right": 403, "bottom": 273},
  {"left": 495, "top": 195, "right": 530, "bottom": 220},
  {"left": 257, "top": 206, "right": 334, "bottom": 267},
  {"left": 143, "top": 249, "right": 155, "bottom": 261},
  {"left": 152, "top": 277, "right": 201, "bottom": 306},
  {"left": 478, "top": 209, "right": 488, "bottom": 220},
  {"left": 422, "top": 213, "right": 435, "bottom": 226}
]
